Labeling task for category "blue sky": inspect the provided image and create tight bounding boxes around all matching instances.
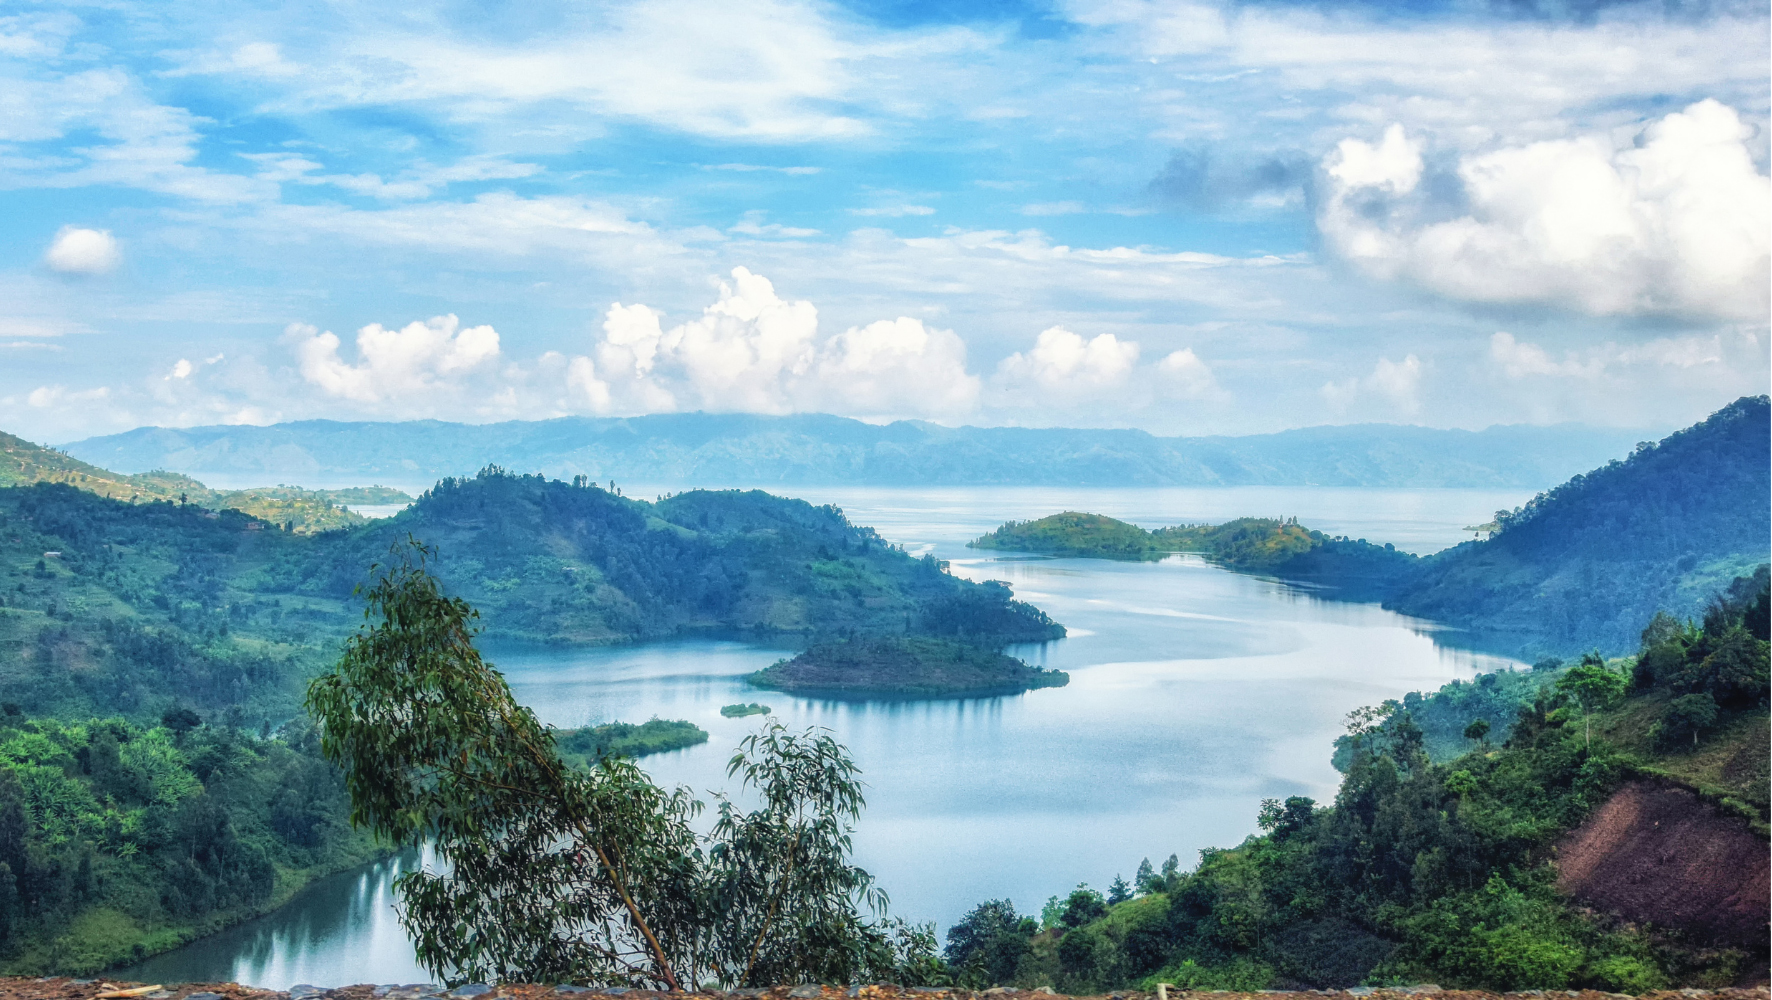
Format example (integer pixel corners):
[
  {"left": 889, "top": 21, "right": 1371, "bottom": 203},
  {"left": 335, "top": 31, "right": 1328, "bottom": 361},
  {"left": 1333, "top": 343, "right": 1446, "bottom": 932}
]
[{"left": 1, "top": 0, "right": 1767, "bottom": 442}]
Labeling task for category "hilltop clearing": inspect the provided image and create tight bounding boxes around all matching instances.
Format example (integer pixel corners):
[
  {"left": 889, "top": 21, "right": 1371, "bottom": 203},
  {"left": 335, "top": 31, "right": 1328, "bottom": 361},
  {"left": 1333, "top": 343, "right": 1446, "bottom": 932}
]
[
  {"left": 66, "top": 413, "right": 1651, "bottom": 489},
  {"left": 1, "top": 430, "right": 409, "bottom": 533}
]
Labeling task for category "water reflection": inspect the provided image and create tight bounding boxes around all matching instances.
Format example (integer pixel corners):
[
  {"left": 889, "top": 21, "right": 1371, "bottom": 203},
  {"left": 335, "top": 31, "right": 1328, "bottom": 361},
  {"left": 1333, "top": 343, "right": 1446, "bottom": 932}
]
[
  {"left": 119, "top": 485, "right": 1531, "bottom": 988},
  {"left": 113, "top": 849, "right": 437, "bottom": 988}
]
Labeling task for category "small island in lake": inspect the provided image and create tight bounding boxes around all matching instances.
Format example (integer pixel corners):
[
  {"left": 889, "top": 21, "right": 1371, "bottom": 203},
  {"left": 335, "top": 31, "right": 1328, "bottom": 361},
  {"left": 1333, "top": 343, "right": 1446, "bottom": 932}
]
[
  {"left": 555, "top": 719, "right": 708, "bottom": 766},
  {"left": 749, "top": 635, "right": 1069, "bottom": 697},
  {"left": 969, "top": 511, "right": 1166, "bottom": 560},
  {"left": 720, "top": 702, "right": 771, "bottom": 717}
]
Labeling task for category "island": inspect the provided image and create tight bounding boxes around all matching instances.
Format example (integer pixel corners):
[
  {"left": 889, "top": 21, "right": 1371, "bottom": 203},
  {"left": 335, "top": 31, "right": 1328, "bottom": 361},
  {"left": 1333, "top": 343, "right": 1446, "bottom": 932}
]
[
  {"left": 968, "top": 511, "right": 1167, "bottom": 560},
  {"left": 748, "top": 635, "right": 1070, "bottom": 697},
  {"left": 554, "top": 719, "right": 709, "bottom": 766},
  {"left": 720, "top": 702, "right": 772, "bottom": 717}
]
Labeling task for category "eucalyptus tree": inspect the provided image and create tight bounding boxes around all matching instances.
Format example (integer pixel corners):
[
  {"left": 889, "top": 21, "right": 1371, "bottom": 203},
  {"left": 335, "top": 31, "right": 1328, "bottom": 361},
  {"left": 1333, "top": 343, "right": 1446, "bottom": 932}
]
[{"left": 307, "top": 542, "right": 934, "bottom": 988}]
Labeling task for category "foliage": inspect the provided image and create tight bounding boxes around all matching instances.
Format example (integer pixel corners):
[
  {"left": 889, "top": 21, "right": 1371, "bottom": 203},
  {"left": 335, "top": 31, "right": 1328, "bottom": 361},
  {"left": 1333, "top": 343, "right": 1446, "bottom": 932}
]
[
  {"left": 0, "top": 469, "right": 1067, "bottom": 724},
  {"left": 555, "top": 720, "right": 709, "bottom": 766},
  {"left": 748, "top": 636, "right": 1069, "bottom": 697},
  {"left": 946, "top": 583, "right": 1768, "bottom": 993},
  {"left": 0, "top": 429, "right": 397, "bottom": 533},
  {"left": 945, "top": 899, "right": 1037, "bottom": 988},
  {"left": 306, "top": 544, "right": 933, "bottom": 988},
  {"left": 969, "top": 513, "right": 1167, "bottom": 560},
  {"left": 1386, "top": 396, "right": 1771, "bottom": 656},
  {"left": 0, "top": 711, "right": 380, "bottom": 974}
]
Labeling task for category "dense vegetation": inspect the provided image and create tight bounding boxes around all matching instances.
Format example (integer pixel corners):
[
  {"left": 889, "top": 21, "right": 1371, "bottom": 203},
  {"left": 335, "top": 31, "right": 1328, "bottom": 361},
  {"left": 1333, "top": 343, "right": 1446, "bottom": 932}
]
[
  {"left": 306, "top": 549, "right": 946, "bottom": 988},
  {"left": 750, "top": 636, "right": 1070, "bottom": 697},
  {"left": 0, "top": 469, "right": 1064, "bottom": 727},
  {"left": 1, "top": 429, "right": 408, "bottom": 533},
  {"left": 0, "top": 712, "right": 381, "bottom": 975},
  {"left": 1385, "top": 396, "right": 1770, "bottom": 656},
  {"left": 70, "top": 413, "right": 1648, "bottom": 488},
  {"left": 941, "top": 572, "right": 1770, "bottom": 993},
  {"left": 972, "top": 397, "right": 1770, "bottom": 659},
  {"left": 554, "top": 720, "right": 709, "bottom": 768},
  {"left": 970, "top": 513, "right": 1167, "bottom": 560},
  {"left": 968, "top": 511, "right": 1415, "bottom": 600}
]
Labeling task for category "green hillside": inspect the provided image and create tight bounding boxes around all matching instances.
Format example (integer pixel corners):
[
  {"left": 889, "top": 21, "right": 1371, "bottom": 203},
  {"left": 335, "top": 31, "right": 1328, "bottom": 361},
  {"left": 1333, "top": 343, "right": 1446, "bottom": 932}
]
[
  {"left": 1385, "top": 395, "right": 1770, "bottom": 656},
  {"left": 943, "top": 571, "right": 1770, "bottom": 993},
  {"left": 0, "top": 469, "right": 1064, "bottom": 726},
  {"left": 0, "top": 429, "right": 408, "bottom": 533}
]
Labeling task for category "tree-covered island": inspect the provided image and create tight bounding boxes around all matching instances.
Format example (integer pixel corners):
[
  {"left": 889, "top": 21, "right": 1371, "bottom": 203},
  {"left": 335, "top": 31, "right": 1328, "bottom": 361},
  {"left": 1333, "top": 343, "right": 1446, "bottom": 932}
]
[{"left": 749, "top": 635, "right": 1069, "bottom": 697}]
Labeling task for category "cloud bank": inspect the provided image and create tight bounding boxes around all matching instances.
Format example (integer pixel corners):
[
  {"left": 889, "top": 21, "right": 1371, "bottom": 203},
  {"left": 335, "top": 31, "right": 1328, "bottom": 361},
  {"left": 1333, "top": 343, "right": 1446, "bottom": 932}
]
[{"left": 1320, "top": 100, "right": 1771, "bottom": 321}]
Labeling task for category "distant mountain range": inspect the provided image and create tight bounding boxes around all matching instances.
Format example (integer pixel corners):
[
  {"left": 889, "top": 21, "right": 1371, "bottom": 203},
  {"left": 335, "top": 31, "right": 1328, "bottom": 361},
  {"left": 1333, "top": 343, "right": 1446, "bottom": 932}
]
[{"left": 66, "top": 413, "right": 1657, "bottom": 489}]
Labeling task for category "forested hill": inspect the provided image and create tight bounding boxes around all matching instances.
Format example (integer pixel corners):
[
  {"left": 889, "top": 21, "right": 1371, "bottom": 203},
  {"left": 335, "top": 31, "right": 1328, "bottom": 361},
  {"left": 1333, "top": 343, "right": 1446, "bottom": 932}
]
[
  {"left": 1, "top": 428, "right": 407, "bottom": 532},
  {"left": 66, "top": 413, "right": 1649, "bottom": 489},
  {"left": 1386, "top": 395, "right": 1770, "bottom": 656},
  {"left": 0, "top": 470, "right": 1059, "bottom": 725},
  {"left": 288, "top": 471, "right": 1062, "bottom": 646}
]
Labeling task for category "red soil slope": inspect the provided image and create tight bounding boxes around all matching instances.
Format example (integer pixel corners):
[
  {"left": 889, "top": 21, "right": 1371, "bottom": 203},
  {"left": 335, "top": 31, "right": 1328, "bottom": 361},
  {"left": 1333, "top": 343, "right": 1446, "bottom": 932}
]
[{"left": 1556, "top": 779, "right": 1769, "bottom": 946}]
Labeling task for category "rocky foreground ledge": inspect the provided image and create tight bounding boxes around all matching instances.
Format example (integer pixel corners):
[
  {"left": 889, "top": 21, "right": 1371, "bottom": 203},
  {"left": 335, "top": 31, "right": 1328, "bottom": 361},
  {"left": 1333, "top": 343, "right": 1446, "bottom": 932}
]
[{"left": 1, "top": 981, "right": 1766, "bottom": 1000}]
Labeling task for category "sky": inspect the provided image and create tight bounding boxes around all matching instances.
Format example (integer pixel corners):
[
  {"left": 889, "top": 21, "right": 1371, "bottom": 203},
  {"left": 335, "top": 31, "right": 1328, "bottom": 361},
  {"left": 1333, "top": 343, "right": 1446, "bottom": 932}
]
[{"left": 1, "top": 0, "right": 1768, "bottom": 443}]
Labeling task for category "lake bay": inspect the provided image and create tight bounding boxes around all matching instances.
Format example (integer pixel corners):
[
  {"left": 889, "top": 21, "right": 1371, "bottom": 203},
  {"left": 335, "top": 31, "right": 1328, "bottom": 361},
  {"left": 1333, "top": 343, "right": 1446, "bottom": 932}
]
[{"left": 117, "top": 485, "right": 1530, "bottom": 988}]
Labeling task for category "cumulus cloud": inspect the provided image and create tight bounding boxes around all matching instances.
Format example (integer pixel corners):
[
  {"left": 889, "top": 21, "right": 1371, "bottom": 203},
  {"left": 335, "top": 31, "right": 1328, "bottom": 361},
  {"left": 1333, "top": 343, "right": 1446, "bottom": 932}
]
[
  {"left": 1319, "top": 100, "right": 1771, "bottom": 321},
  {"left": 289, "top": 314, "right": 501, "bottom": 404},
  {"left": 989, "top": 326, "right": 1225, "bottom": 417},
  {"left": 1320, "top": 354, "right": 1423, "bottom": 417},
  {"left": 810, "top": 317, "right": 979, "bottom": 419},
  {"left": 996, "top": 327, "right": 1140, "bottom": 387},
  {"left": 44, "top": 226, "right": 120, "bottom": 274},
  {"left": 580, "top": 268, "right": 976, "bottom": 420}
]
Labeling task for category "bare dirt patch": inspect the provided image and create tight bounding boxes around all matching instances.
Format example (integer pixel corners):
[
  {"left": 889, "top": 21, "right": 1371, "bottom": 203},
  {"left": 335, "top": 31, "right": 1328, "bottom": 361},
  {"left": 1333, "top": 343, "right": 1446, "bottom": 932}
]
[{"left": 1556, "top": 779, "right": 1769, "bottom": 946}]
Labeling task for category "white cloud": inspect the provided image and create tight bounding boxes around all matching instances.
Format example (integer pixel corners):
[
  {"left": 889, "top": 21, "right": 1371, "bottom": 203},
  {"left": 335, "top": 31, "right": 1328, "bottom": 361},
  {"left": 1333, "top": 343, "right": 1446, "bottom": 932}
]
[
  {"left": 811, "top": 317, "right": 979, "bottom": 420},
  {"left": 240, "top": 152, "right": 543, "bottom": 201},
  {"left": 1020, "top": 201, "right": 1087, "bottom": 216},
  {"left": 996, "top": 326, "right": 1140, "bottom": 388},
  {"left": 1320, "top": 354, "right": 1423, "bottom": 417},
  {"left": 220, "top": 0, "right": 871, "bottom": 141},
  {"left": 169, "top": 358, "right": 194, "bottom": 379},
  {"left": 44, "top": 226, "right": 120, "bottom": 274},
  {"left": 1319, "top": 101, "right": 1771, "bottom": 321},
  {"left": 1155, "top": 348, "right": 1221, "bottom": 400},
  {"left": 850, "top": 205, "right": 936, "bottom": 217},
  {"left": 730, "top": 211, "right": 821, "bottom": 238},
  {"left": 289, "top": 314, "right": 502, "bottom": 404}
]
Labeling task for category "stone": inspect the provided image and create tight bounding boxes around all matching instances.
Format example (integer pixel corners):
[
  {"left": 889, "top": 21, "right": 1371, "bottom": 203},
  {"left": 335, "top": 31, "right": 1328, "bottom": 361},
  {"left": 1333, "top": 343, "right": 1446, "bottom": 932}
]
[
  {"left": 185, "top": 994, "right": 226, "bottom": 1000},
  {"left": 788, "top": 987, "right": 825, "bottom": 998},
  {"left": 600, "top": 990, "right": 633, "bottom": 997},
  {"left": 555, "top": 989, "right": 592, "bottom": 995},
  {"left": 1346, "top": 989, "right": 1376, "bottom": 997},
  {"left": 451, "top": 988, "right": 493, "bottom": 999},
  {"left": 980, "top": 990, "right": 1011, "bottom": 997},
  {"left": 1032, "top": 990, "right": 1056, "bottom": 996},
  {"left": 290, "top": 988, "right": 329, "bottom": 1000},
  {"left": 910, "top": 990, "right": 948, "bottom": 995}
]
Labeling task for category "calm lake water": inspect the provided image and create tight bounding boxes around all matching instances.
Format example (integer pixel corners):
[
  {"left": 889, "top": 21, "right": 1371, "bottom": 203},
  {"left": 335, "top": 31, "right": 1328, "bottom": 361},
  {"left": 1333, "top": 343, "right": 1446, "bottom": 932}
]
[{"left": 116, "top": 485, "right": 1529, "bottom": 988}]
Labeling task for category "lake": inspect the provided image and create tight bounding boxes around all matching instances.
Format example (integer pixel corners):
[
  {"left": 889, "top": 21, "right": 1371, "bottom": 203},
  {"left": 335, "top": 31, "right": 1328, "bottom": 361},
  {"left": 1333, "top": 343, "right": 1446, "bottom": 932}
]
[{"left": 115, "top": 485, "right": 1530, "bottom": 988}]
